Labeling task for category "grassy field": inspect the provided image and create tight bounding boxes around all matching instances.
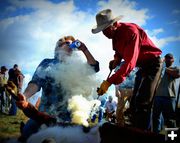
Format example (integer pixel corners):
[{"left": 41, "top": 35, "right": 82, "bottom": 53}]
[{"left": 0, "top": 110, "right": 28, "bottom": 140}]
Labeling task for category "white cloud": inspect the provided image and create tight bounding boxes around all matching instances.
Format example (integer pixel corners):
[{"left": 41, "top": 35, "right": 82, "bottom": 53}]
[
  {"left": 146, "top": 29, "right": 180, "bottom": 48},
  {"left": 167, "top": 20, "right": 179, "bottom": 25},
  {"left": 97, "top": 0, "right": 149, "bottom": 26},
  {"left": 147, "top": 28, "right": 164, "bottom": 36},
  {"left": 5, "top": 5, "right": 17, "bottom": 13},
  {"left": 154, "top": 36, "right": 180, "bottom": 48},
  {"left": 172, "top": 9, "right": 180, "bottom": 14}
]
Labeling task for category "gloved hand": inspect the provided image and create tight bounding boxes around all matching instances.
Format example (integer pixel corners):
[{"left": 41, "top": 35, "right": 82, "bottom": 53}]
[
  {"left": 16, "top": 93, "right": 28, "bottom": 110},
  {"left": 109, "top": 60, "right": 118, "bottom": 70},
  {"left": 97, "top": 80, "right": 111, "bottom": 95}
]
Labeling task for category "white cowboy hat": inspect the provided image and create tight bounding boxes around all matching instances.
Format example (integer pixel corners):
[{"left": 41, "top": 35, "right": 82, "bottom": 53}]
[{"left": 92, "top": 9, "right": 123, "bottom": 34}]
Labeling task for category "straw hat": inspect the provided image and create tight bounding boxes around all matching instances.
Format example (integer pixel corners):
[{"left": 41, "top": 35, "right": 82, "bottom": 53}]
[{"left": 92, "top": 9, "right": 123, "bottom": 34}]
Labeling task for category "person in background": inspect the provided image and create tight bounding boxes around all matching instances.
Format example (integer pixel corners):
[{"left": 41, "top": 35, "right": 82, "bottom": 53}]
[
  {"left": 98, "top": 95, "right": 107, "bottom": 122},
  {"left": 114, "top": 62, "right": 135, "bottom": 127},
  {"left": 0, "top": 66, "right": 9, "bottom": 113},
  {"left": 14, "top": 69, "right": 25, "bottom": 93},
  {"left": 91, "top": 94, "right": 107, "bottom": 123},
  {"left": 16, "top": 35, "right": 100, "bottom": 142},
  {"left": 115, "top": 85, "right": 125, "bottom": 126},
  {"left": 92, "top": 9, "right": 162, "bottom": 130},
  {"left": 8, "top": 64, "right": 24, "bottom": 92},
  {"left": 8, "top": 64, "right": 18, "bottom": 84},
  {"left": 152, "top": 53, "right": 180, "bottom": 133},
  {"left": 104, "top": 95, "right": 117, "bottom": 123},
  {"left": 8, "top": 64, "right": 24, "bottom": 115}
]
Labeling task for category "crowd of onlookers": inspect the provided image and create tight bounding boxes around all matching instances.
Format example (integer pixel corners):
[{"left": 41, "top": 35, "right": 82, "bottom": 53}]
[
  {"left": 0, "top": 64, "right": 24, "bottom": 115},
  {"left": 1, "top": 53, "right": 179, "bottom": 136},
  {"left": 1, "top": 54, "right": 179, "bottom": 136}
]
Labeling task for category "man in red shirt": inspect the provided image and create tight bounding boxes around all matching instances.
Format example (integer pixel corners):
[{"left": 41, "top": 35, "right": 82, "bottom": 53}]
[{"left": 92, "top": 9, "right": 162, "bottom": 130}]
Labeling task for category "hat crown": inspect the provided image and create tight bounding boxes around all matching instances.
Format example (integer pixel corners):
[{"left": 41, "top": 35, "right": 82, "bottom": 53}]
[
  {"left": 96, "top": 9, "right": 114, "bottom": 26},
  {"left": 165, "top": 53, "right": 174, "bottom": 59},
  {"left": 92, "top": 9, "right": 122, "bottom": 34}
]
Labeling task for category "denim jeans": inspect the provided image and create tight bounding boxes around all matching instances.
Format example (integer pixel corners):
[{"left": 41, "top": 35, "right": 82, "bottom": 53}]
[
  {"left": 21, "top": 119, "right": 41, "bottom": 140},
  {"left": 152, "top": 96, "right": 176, "bottom": 133},
  {"left": 132, "top": 56, "right": 162, "bottom": 130},
  {"left": 9, "top": 98, "right": 17, "bottom": 115}
]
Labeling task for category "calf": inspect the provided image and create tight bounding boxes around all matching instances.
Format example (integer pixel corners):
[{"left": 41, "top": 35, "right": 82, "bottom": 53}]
[
  {"left": 27, "top": 122, "right": 176, "bottom": 143},
  {"left": 99, "top": 122, "right": 165, "bottom": 143}
]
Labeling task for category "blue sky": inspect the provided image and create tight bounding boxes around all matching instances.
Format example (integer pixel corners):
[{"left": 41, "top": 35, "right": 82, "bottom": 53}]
[{"left": 0, "top": 0, "right": 180, "bottom": 92}]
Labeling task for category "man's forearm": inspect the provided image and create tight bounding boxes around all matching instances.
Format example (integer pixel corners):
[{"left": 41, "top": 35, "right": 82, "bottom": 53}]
[
  {"left": 23, "top": 83, "right": 39, "bottom": 99},
  {"left": 83, "top": 49, "right": 97, "bottom": 65}
]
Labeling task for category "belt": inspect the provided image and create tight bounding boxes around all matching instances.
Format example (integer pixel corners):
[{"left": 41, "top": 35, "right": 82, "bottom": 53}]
[{"left": 138, "top": 55, "right": 162, "bottom": 68}]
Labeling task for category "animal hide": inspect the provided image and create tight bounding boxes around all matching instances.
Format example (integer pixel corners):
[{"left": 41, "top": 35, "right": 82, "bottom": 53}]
[
  {"left": 27, "top": 125, "right": 100, "bottom": 143},
  {"left": 99, "top": 122, "right": 165, "bottom": 143},
  {"left": 26, "top": 122, "right": 173, "bottom": 143}
]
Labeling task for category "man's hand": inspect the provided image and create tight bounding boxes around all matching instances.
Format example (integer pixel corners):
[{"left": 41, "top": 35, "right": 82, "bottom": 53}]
[
  {"left": 16, "top": 93, "right": 28, "bottom": 110},
  {"left": 76, "top": 40, "right": 87, "bottom": 52},
  {"left": 97, "top": 80, "right": 111, "bottom": 95}
]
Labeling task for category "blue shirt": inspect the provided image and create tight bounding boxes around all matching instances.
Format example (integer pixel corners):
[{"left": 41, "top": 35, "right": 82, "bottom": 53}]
[
  {"left": 29, "top": 58, "right": 71, "bottom": 122},
  {"left": 29, "top": 58, "right": 99, "bottom": 122}
]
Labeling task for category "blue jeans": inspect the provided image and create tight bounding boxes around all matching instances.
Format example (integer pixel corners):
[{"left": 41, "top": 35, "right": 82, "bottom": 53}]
[
  {"left": 9, "top": 98, "right": 17, "bottom": 115},
  {"left": 98, "top": 107, "right": 104, "bottom": 122},
  {"left": 152, "top": 96, "right": 176, "bottom": 133},
  {"left": 91, "top": 107, "right": 104, "bottom": 123},
  {"left": 132, "top": 57, "right": 162, "bottom": 130},
  {"left": 21, "top": 112, "right": 71, "bottom": 140},
  {"left": 21, "top": 119, "right": 41, "bottom": 139}
]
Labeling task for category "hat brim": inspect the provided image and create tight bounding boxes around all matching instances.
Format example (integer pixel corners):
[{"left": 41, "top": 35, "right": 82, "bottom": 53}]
[{"left": 92, "top": 16, "right": 123, "bottom": 34}]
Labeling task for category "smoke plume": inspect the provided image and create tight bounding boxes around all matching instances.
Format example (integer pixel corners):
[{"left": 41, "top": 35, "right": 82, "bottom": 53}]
[{"left": 35, "top": 51, "right": 101, "bottom": 126}]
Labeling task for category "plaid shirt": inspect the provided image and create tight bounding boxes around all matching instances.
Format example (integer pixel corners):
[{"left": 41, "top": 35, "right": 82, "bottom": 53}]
[{"left": 29, "top": 58, "right": 71, "bottom": 122}]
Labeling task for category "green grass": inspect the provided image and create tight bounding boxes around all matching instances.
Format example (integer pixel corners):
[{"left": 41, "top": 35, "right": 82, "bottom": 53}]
[{"left": 0, "top": 110, "right": 28, "bottom": 140}]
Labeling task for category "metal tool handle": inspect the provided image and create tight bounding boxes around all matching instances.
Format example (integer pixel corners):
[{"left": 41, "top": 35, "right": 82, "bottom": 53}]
[{"left": 107, "top": 69, "right": 112, "bottom": 80}]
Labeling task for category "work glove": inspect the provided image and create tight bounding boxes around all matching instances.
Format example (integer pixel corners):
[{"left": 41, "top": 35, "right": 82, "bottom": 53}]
[
  {"left": 16, "top": 93, "right": 28, "bottom": 110},
  {"left": 109, "top": 60, "right": 118, "bottom": 70},
  {"left": 97, "top": 80, "right": 111, "bottom": 95}
]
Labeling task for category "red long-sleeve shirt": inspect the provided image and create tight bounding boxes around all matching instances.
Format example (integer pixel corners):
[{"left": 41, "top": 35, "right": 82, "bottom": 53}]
[{"left": 107, "top": 22, "right": 162, "bottom": 85}]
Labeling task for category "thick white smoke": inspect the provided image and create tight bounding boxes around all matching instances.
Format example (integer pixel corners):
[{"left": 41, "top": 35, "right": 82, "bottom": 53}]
[
  {"left": 36, "top": 51, "right": 101, "bottom": 126},
  {"left": 52, "top": 51, "right": 100, "bottom": 98},
  {"left": 68, "top": 95, "right": 100, "bottom": 127},
  {"left": 53, "top": 52, "right": 101, "bottom": 126},
  {"left": 27, "top": 125, "right": 101, "bottom": 143}
]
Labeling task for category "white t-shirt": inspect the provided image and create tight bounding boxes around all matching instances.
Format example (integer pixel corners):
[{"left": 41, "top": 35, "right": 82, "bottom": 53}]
[{"left": 105, "top": 100, "right": 117, "bottom": 113}]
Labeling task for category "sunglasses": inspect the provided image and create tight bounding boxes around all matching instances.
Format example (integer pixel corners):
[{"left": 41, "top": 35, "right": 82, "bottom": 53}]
[
  {"left": 57, "top": 41, "right": 72, "bottom": 47},
  {"left": 64, "top": 41, "right": 71, "bottom": 45}
]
